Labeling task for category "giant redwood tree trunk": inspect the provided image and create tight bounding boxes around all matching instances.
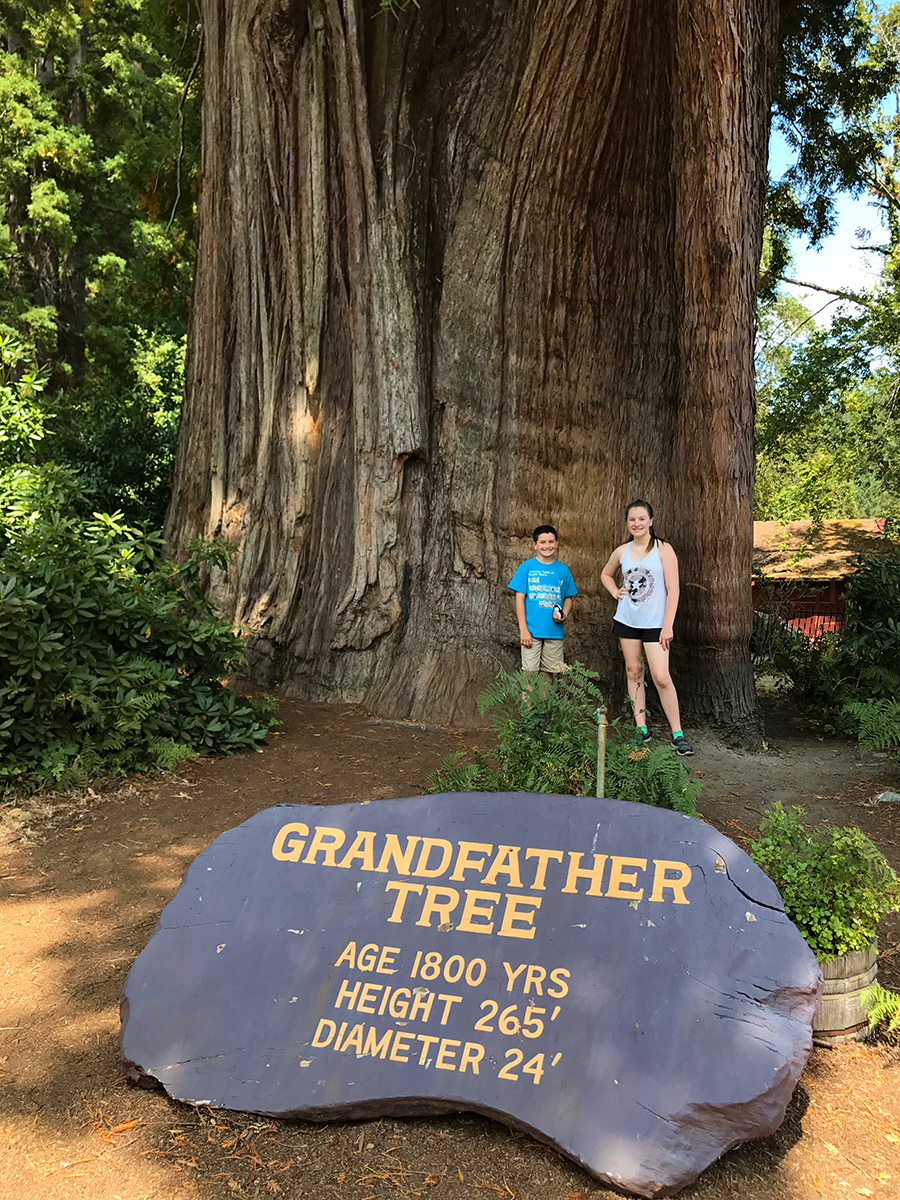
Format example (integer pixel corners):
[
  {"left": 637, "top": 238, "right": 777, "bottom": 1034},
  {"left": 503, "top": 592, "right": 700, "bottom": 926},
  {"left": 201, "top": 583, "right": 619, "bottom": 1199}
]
[{"left": 166, "top": 0, "right": 779, "bottom": 734}]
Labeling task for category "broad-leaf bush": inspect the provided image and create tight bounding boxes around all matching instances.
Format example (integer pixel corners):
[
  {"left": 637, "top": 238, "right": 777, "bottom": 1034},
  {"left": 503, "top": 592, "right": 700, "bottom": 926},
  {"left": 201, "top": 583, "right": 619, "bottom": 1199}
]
[
  {"left": 0, "top": 465, "right": 275, "bottom": 792},
  {"left": 749, "top": 801, "right": 900, "bottom": 960},
  {"left": 427, "top": 665, "right": 700, "bottom": 815}
]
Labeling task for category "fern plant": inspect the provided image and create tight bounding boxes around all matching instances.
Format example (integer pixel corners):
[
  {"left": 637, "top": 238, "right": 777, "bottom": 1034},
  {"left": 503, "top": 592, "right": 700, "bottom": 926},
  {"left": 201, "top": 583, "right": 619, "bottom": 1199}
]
[
  {"left": 427, "top": 665, "right": 700, "bottom": 814},
  {"left": 861, "top": 981, "right": 900, "bottom": 1034},
  {"left": 840, "top": 664, "right": 900, "bottom": 756}
]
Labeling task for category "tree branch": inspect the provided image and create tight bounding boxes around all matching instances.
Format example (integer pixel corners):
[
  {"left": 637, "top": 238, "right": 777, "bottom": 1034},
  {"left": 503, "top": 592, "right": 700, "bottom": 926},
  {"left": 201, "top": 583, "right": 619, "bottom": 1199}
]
[
  {"left": 777, "top": 275, "right": 873, "bottom": 308},
  {"left": 167, "top": 28, "right": 204, "bottom": 235}
]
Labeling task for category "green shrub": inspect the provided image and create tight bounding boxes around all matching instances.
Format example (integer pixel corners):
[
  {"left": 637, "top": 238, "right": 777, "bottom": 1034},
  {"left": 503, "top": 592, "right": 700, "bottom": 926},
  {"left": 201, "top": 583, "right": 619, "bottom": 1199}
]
[
  {"left": 748, "top": 801, "right": 900, "bottom": 960},
  {"left": 765, "top": 550, "right": 900, "bottom": 758},
  {"left": 0, "top": 464, "right": 276, "bottom": 793},
  {"left": 427, "top": 665, "right": 700, "bottom": 815}
]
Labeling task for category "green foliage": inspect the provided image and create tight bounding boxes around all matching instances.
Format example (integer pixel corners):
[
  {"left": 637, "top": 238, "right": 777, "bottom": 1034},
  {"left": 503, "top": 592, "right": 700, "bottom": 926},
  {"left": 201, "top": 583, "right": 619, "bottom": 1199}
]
[
  {"left": 0, "top": 330, "right": 49, "bottom": 466},
  {"left": 767, "top": 551, "right": 900, "bottom": 758},
  {"left": 841, "top": 696, "right": 900, "bottom": 751},
  {"left": 748, "top": 801, "right": 900, "bottom": 960},
  {"left": 767, "top": 1, "right": 898, "bottom": 274},
  {"left": 603, "top": 739, "right": 702, "bottom": 815},
  {"left": 758, "top": 8, "right": 900, "bottom": 522},
  {"left": 427, "top": 666, "right": 700, "bottom": 815},
  {"left": 861, "top": 980, "right": 900, "bottom": 1032},
  {"left": 0, "top": 465, "right": 276, "bottom": 793},
  {"left": 1, "top": 0, "right": 201, "bottom": 521},
  {"left": 754, "top": 320, "right": 900, "bottom": 523}
]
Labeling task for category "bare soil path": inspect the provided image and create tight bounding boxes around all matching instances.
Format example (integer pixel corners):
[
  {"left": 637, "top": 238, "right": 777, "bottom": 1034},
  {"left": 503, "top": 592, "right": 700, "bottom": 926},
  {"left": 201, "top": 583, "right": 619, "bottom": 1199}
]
[{"left": 1, "top": 698, "right": 899, "bottom": 1200}]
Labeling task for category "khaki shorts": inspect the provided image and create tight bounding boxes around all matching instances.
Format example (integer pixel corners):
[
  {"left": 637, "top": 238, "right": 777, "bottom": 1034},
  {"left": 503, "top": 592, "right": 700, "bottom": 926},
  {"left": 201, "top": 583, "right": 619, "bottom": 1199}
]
[{"left": 521, "top": 638, "right": 565, "bottom": 673}]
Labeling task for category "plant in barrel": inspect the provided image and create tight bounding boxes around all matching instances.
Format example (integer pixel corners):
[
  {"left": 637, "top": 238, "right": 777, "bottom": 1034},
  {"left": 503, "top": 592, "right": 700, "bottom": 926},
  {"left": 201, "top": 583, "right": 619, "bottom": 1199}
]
[{"left": 749, "top": 802, "right": 900, "bottom": 1043}]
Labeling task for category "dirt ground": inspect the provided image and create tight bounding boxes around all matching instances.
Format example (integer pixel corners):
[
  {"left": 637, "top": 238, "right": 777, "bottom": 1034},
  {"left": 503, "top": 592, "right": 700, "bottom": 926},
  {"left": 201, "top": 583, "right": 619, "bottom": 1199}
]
[{"left": 2, "top": 697, "right": 899, "bottom": 1200}]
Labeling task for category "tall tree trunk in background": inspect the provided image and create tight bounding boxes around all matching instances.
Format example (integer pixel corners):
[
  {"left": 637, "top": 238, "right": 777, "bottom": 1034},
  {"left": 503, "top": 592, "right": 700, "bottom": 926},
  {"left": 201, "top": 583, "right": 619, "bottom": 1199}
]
[{"left": 167, "top": 0, "right": 778, "bottom": 737}]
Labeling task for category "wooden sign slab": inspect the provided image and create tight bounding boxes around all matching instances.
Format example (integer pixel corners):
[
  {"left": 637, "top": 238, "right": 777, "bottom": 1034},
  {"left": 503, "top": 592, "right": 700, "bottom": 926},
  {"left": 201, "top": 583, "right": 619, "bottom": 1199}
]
[{"left": 120, "top": 793, "right": 822, "bottom": 1197}]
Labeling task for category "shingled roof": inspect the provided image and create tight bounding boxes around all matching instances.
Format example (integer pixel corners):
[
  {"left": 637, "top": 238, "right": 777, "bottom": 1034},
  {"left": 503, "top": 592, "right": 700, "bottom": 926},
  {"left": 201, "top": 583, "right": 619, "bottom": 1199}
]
[{"left": 753, "top": 519, "right": 900, "bottom": 581}]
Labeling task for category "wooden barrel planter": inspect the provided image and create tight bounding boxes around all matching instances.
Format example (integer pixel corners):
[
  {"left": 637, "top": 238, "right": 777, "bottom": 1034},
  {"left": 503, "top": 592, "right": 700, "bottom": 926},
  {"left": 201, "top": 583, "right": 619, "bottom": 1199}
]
[{"left": 812, "top": 944, "right": 878, "bottom": 1047}]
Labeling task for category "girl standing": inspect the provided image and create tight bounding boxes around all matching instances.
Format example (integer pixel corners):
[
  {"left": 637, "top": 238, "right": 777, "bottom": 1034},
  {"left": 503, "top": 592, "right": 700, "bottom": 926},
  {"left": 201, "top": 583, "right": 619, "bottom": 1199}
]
[{"left": 600, "top": 500, "right": 693, "bottom": 755}]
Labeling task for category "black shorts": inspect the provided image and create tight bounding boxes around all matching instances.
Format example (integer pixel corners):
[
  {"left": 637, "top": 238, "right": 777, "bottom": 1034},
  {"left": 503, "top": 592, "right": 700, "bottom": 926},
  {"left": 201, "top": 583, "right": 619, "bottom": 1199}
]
[{"left": 613, "top": 620, "right": 662, "bottom": 643}]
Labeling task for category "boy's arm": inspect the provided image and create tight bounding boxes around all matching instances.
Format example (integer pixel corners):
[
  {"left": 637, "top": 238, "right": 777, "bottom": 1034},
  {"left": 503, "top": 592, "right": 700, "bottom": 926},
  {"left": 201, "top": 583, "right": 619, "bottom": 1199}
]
[
  {"left": 514, "top": 592, "right": 533, "bottom": 647},
  {"left": 561, "top": 596, "right": 573, "bottom": 621}
]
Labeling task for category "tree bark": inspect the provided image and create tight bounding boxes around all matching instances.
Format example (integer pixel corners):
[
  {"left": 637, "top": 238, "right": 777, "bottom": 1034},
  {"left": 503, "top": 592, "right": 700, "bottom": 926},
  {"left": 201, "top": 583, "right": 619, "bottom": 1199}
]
[{"left": 167, "top": 0, "right": 779, "bottom": 737}]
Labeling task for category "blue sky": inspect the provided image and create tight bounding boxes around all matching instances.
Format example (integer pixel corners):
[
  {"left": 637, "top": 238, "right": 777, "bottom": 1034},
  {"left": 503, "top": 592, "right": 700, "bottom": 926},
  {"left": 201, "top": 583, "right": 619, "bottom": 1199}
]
[
  {"left": 768, "top": 0, "right": 892, "bottom": 318},
  {"left": 768, "top": 129, "right": 886, "bottom": 316}
]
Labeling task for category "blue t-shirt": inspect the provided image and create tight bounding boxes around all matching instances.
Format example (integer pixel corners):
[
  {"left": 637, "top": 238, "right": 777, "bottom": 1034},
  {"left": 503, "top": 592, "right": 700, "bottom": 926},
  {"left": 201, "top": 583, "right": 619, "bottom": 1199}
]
[{"left": 508, "top": 557, "right": 578, "bottom": 640}]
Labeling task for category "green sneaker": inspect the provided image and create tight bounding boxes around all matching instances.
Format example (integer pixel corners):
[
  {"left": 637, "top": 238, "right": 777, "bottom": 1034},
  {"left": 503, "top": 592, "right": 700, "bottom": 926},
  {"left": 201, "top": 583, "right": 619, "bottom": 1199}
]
[
  {"left": 632, "top": 729, "right": 652, "bottom": 746},
  {"left": 672, "top": 735, "right": 694, "bottom": 757}
]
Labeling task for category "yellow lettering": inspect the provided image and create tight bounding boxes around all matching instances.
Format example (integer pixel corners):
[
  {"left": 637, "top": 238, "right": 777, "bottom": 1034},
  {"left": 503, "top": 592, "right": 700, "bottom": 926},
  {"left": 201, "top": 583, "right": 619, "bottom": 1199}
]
[
  {"left": 415, "top": 886, "right": 460, "bottom": 928},
  {"left": 455, "top": 888, "right": 500, "bottom": 935},
  {"left": 336, "top": 830, "right": 377, "bottom": 871},
  {"left": 606, "top": 856, "right": 647, "bottom": 900},
  {"left": 303, "top": 826, "right": 346, "bottom": 866},
  {"left": 482, "top": 845, "right": 523, "bottom": 888},
  {"left": 435, "top": 1038, "right": 461, "bottom": 1070},
  {"left": 412, "top": 838, "right": 454, "bottom": 878},
  {"left": 376, "top": 945, "right": 400, "bottom": 974},
  {"left": 375, "top": 834, "right": 422, "bottom": 874},
  {"left": 334, "top": 941, "right": 356, "bottom": 969},
  {"left": 497, "top": 893, "right": 542, "bottom": 939},
  {"left": 271, "top": 822, "right": 309, "bottom": 862},
  {"left": 385, "top": 880, "right": 424, "bottom": 923},
  {"left": 524, "top": 965, "right": 546, "bottom": 995},
  {"left": 459, "top": 1042, "right": 484, "bottom": 1074},
  {"left": 649, "top": 860, "right": 692, "bottom": 904},
  {"left": 389, "top": 988, "right": 411, "bottom": 1019},
  {"left": 561, "top": 852, "right": 608, "bottom": 896},
  {"left": 334, "top": 979, "right": 361, "bottom": 1010},
  {"left": 449, "top": 841, "right": 493, "bottom": 881},
  {"left": 417, "top": 1034, "right": 440, "bottom": 1064},
  {"left": 357, "top": 943, "right": 379, "bottom": 971},
  {"left": 525, "top": 847, "right": 564, "bottom": 890},
  {"left": 548, "top": 968, "right": 570, "bottom": 998},
  {"left": 363, "top": 1026, "right": 393, "bottom": 1059},
  {"left": 311, "top": 1018, "right": 336, "bottom": 1047},
  {"left": 356, "top": 983, "right": 381, "bottom": 1014},
  {"left": 390, "top": 1031, "right": 414, "bottom": 1062},
  {"left": 341, "top": 1023, "right": 365, "bottom": 1054},
  {"left": 409, "top": 990, "right": 436, "bottom": 1022},
  {"left": 437, "top": 994, "right": 463, "bottom": 1024},
  {"left": 502, "top": 962, "right": 527, "bottom": 992}
]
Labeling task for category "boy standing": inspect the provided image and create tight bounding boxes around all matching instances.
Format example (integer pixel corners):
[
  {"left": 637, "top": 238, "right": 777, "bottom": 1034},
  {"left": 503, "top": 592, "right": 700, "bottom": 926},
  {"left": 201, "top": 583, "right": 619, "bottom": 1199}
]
[{"left": 508, "top": 525, "right": 578, "bottom": 673}]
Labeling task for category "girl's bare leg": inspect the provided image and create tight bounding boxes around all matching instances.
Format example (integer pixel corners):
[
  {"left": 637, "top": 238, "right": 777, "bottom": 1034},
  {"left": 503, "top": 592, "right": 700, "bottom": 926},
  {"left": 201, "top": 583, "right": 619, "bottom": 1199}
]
[
  {"left": 642, "top": 641, "right": 683, "bottom": 733},
  {"left": 620, "top": 638, "right": 649, "bottom": 727}
]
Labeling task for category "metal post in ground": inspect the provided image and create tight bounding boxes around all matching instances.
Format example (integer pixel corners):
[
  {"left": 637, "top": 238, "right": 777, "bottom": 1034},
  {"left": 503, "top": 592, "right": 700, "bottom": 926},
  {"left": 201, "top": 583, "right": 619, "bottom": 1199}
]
[{"left": 596, "top": 705, "right": 607, "bottom": 798}]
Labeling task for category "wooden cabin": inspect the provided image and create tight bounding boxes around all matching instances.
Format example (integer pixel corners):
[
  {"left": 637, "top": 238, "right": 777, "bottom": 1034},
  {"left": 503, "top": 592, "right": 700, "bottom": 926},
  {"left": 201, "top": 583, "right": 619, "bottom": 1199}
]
[{"left": 752, "top": 519, "right": 899, "bottom": 638}]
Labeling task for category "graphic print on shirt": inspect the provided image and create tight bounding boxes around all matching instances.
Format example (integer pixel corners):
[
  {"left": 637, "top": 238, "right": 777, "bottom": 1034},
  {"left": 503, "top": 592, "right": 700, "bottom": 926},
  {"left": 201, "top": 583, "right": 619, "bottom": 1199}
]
[
  {"left": 528, "top": 571, "right": 562, "bottom": 610},
  {"left": 624, "top": 564, "right": 656, "bottom": 604}
]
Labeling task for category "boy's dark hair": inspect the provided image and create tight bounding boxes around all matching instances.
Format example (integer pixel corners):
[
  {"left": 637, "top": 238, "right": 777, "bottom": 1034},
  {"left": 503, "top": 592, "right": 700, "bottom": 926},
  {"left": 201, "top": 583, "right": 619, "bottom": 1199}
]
[{"left": 532, "top": 524, "right": 558, "bottom": 541}]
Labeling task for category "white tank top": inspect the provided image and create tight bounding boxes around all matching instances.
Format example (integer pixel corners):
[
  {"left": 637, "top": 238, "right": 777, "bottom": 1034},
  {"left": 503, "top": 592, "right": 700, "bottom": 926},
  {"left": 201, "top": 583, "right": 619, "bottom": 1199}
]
[{"left": 614, "top": 542, "right": 667, "bottom": 629}]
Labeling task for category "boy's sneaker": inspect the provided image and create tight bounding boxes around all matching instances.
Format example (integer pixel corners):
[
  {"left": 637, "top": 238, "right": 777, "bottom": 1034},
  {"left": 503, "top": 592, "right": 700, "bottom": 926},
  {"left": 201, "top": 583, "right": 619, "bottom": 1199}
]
[
  {"left": 672, "top": 735, "right": 694, "bottom": 757},
  {"left": 632, "top": 729, "right": 652, "bottom": 745}
]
